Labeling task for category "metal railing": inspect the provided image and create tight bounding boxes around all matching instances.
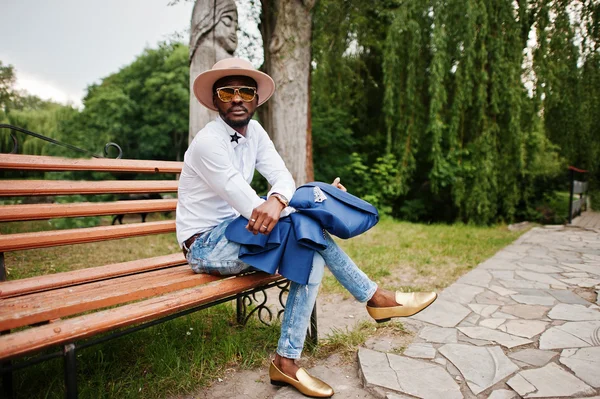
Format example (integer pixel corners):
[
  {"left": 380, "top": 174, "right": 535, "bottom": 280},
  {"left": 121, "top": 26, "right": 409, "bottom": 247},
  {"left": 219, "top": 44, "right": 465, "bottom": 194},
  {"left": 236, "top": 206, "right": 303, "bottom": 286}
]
[{"left": 568, "top": 166, "right": 589, "bottom": 224}]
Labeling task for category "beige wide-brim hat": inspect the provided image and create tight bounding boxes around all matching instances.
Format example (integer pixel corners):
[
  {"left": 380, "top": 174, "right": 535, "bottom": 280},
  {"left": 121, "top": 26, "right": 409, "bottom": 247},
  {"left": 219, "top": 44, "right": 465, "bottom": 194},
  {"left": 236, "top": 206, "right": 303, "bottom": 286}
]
[{"left": 193, "top": 58, "right": 275, "bottom": 111}]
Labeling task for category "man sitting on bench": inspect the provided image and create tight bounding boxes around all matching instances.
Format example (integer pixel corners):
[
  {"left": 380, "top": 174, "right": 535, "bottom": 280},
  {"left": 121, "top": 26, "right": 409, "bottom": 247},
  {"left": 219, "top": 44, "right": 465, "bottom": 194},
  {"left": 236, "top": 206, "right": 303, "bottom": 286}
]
[{"left": 176, "top": 57, "right": 437, "bottom": 398}]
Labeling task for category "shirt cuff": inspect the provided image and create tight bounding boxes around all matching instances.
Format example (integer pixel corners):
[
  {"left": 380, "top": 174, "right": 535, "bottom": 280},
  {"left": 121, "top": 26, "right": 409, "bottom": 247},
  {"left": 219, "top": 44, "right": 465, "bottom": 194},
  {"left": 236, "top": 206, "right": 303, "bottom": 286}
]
[{"left": 267, "top": 187, "right": 294, "bottom": 204}]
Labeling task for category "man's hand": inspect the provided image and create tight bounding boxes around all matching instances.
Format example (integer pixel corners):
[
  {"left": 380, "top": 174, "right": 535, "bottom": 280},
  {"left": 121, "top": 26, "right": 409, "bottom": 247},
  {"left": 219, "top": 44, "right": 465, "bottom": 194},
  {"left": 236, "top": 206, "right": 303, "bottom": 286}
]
[
  {"left": 246, "top": 197, "right": 286, "bottom": 235},
  {"left": 331, "top": 177, "right": 347, "bottom": 192}
]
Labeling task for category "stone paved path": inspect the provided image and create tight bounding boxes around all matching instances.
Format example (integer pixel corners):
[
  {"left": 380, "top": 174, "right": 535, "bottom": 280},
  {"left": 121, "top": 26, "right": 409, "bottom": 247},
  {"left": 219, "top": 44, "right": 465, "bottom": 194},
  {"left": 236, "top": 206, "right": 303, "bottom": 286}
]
[
  {"left": 573, "top": 211, "right": 600, "bottom": 229},
  {"left": 358, "top": 225, "right": 600, "bottom": 398}
]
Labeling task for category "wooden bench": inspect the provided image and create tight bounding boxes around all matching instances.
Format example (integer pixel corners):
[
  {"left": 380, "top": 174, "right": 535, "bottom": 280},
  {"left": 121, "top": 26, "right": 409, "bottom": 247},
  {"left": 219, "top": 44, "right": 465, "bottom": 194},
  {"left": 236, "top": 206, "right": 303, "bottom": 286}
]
[{"left": 0, "top": 154, "right": 316, "bottom": 398}]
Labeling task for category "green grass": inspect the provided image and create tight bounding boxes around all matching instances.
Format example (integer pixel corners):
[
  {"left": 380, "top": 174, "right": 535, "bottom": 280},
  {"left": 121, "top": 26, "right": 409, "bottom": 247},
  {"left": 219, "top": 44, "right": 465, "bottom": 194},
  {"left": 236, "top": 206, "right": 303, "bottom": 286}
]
[
  {"left": 11, "top": 305, "right": 281, "bottom": 398},
  {"left": 312, "top": 320, "right": 409, "bottom": 361},
  {"left": 323, "top": 217, "right": 522, "bottom": 295},
  {"left": 1, "top": 216, "right": 524, "bottom": 398}
]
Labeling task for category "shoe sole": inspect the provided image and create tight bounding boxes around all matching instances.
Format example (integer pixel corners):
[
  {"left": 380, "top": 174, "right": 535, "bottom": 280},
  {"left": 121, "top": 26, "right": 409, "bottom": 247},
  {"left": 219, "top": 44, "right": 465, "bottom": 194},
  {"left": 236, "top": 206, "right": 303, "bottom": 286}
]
[
  {"left": 271, "top": 379, "right": 333, "bottom": 398},
  {"left": 374, "top": 294, "right": 438, "bottom": 323}
]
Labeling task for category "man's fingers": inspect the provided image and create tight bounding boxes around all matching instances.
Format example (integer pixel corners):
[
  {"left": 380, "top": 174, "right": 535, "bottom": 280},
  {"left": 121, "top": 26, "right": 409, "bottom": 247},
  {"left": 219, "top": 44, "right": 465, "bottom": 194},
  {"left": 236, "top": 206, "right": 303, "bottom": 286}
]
[
  {"left": 252, "top": 213, "right": 269, "bottom": 235},
  {"left": 263, "top": 218, "right": 278, "bottom": 235},
  {"left": 331, "top": 177, "right": 347, "bottom": 192},
  {"left": 246, "top": 211, "right": 259, "bottom": 230}
]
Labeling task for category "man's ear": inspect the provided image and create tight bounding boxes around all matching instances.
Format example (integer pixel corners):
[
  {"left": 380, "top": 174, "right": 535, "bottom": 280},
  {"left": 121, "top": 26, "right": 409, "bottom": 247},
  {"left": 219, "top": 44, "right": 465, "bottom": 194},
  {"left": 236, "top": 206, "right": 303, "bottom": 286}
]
[{"left": 212, "top": 94, "right": 218, "bottom": 108}]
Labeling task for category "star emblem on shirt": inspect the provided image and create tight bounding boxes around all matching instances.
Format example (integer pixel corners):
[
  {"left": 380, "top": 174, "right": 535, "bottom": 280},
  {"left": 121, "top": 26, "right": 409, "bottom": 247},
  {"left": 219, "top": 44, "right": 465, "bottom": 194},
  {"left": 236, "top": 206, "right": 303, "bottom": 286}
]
[{"left": 230, "top": 133, "right": 241, "bottom": 143}]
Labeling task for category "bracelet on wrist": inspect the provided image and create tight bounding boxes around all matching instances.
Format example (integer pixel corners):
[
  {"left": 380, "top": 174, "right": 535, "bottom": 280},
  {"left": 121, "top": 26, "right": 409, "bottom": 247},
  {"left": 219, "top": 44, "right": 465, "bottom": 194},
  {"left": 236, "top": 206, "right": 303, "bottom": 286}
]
[{"left": 270, "top": 193, "right": 289, "bottom": 208}]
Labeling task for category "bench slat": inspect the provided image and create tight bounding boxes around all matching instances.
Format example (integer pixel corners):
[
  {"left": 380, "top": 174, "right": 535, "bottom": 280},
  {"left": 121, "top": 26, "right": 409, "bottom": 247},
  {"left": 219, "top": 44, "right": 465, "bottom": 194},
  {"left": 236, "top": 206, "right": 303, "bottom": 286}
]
[
  {"left": 0, "top": 253, "right": 186, "bottom": 298},
  {"left": 0, "top": 266, "right": 219, "bottom": 330},
  {"left": 0, "top": 199, "right": 178, "bottom": 222},
  {"left": 0, "top": 180, "right": 179, "bottom": 197},
  {"left": 0, "top": 154, "right": 183, "bottom": 173},
  {"left": 0, "top": 220, "right": 176, "bottom": 252},
  {"left": 0, "top": 273, "right": 282, "bottom": 360}
]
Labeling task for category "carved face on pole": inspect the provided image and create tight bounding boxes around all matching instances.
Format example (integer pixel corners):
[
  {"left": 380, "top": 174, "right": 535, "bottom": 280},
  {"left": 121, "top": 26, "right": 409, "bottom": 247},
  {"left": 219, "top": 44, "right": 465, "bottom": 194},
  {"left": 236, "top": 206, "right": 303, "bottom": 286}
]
[
  {"left": 214, "top": 10, "right": 238, "bottom": 53},
  {"left": 189, "top": 0, "right": 238, "bottom": 60}
]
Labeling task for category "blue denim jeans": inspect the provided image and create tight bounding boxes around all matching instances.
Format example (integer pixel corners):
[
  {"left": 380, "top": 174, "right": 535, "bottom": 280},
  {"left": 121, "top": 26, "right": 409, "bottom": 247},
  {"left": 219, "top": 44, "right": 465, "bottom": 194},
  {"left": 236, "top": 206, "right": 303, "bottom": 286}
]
[{"left": 185, "top": 218, "right": 378, "bottom": 359}]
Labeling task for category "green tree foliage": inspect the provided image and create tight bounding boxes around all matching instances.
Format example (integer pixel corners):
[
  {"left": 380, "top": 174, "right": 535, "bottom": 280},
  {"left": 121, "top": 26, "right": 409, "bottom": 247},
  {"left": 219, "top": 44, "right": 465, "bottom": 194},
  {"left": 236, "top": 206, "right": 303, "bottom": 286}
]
[
  {"left": 56, "top": 41, "right": 189, "bottom": 161},
  {"left": 0, "top": 61, "right": 18, "bottom": 113},
  {"left": 0, "top": 61, "right": 77, "bottom": 156},
  {"left": 311, "top": 0, "right": 597, "bottom": 224}
]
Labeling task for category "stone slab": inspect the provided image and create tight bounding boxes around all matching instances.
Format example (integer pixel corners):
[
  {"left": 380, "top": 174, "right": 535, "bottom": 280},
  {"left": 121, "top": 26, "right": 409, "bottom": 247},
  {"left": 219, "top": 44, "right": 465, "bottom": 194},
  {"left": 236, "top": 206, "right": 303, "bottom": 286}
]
[
  {"left": 559, "top": 346, "right": 600, "bottom": 388},
  {"left": 491, "top": 311, "right": 518, "bottom": 320},
  {"left": 386, "top": 394, "right": 413, "bottom": 399},
  {"left": 358, "top": 348, "right": 399, "bottom": 391},
  {"left": 479, "top": 318, "right": 506, "bottom": 329},
  {"left": 403, "top": 343, "right": 436, "bottom": 359},
  {"left": 358, "top": 348, "right": 462, "bottom": 399},
  {"left": 500, "top": 304, "right": 549, "bottom": 319},
  {"left": 456, "top": 269, "right": 493, "bottom": 288},
  {"left": 547, "top": 303, "right": 600, "bottom": 321},
  {"left": 561, "top": 263, "right": 600, "bottom": 276},
  {"left": 510, "top": 294, "right": 556, "bottom": 306},
  {"left": 539, "top": 321, "right": 600, "bottom": 349},
  {"left": 412, "top": 299, "right": 470, "bottom": 328},
  {"left": 418, "top": 326, "right": 457, "bottom": 344},
  {"left": 516, "top": 271, "right": 566, "bottom": 287},
  {"left": 508, "top": 348, "right": 558, "bottom": 367},
  {"left": 489, "top": 285, "right": 518, "bottom": 296},
  {"left": 487, "top": 389, "right": 517, "bottom": 399},
  {"left": 489, "top": 270, "right": 515, "bottom": 280},
  {"left": 458, "top": 335, "right": 492, "bottom": 346},
  {"left": 457, "top": 326, "right": 532, "bottom": 348},
  {"left": 498, "top": 319, "right": 549, "bottom": 338},
  {"left": 506, "top": 363, "right": 595, "bottom": 398},
  {"left": 499, "top": 280, "right": 550, "bottom": 290},
  {"left": 439, "top": 344, "right": 519, "bottom": 395},
  {"left": 561, "top": 277, "right": 600, "bottom": 288},
  {"left": 460, "top": 313, "right": 480, "bottom": 326},
  {"left": 562, "top": 272, "right": 591, "bottom": 278},
  {"left": 480, "top": 259, "right": 519, "bottom": 270},
  {"left": 475, "top": 290, "right": 514, "bottom": 305},
  {"left": 468, "top": 304, "right": 499, "bottom": 318},
  {"left": 519, "top": 263, "right": 564, "bottom": 273},
  {"left": 439, "top": 283, "right": 485, "bottom": 304},
  {"left": 545, "top": 289, "right": 591, "bottom": 305}
]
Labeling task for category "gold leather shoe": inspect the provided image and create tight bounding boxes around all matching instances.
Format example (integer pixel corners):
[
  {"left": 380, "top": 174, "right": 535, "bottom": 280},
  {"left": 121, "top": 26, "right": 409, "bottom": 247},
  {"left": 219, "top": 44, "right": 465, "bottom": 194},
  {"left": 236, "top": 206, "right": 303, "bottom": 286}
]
[
  {"left": 269, "top": 361, "right": 334, "bottom": 398},
  {"left": 366, "top": 291, "right": 437, "bottom": 323}
]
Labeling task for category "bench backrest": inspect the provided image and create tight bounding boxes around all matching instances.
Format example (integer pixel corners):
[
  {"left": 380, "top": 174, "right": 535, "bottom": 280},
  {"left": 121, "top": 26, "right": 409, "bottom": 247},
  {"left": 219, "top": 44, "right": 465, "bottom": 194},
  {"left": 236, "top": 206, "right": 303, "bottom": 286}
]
[{"left": 0, "top": 154, "right": 183, "bottom": 282}]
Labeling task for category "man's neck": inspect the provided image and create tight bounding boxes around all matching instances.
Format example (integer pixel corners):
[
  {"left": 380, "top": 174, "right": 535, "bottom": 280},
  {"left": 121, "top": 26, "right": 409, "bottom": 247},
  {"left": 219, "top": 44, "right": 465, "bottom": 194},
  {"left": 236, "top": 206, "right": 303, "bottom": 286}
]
[
  {"left": 219, "top": 116, "right": 250, "bottom": 136},
  {"left": 232, "top": 124, "right": 249, "bottom": 136}
]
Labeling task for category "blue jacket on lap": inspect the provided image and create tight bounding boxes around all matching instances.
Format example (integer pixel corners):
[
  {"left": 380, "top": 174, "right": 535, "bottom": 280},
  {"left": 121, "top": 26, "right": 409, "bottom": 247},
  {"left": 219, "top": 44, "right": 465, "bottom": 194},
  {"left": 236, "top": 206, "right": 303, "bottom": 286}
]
[{"left": 225, "top": 182, "right": 379, "bottom": 284}]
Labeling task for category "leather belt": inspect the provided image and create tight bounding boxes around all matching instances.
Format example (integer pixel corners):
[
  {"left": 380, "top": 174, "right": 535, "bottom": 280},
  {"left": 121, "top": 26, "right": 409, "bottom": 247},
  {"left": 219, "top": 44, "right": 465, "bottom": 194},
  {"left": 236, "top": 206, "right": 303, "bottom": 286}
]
[{"left": 182, "top": 233, "right": 201, "bottom": 257}]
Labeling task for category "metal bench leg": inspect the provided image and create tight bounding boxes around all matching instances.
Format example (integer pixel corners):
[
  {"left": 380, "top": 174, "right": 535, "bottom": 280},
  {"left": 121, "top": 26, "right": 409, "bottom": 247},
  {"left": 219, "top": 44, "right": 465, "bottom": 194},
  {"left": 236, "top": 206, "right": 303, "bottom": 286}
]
[
  {"left": 1, "top": 358, "right": 13, "bottom": 399},
  {"left": 236, "top": 296, "right": 245, "bottom": 325},
  {"left": 63, "top": 343, "right": 77, "bottom": 399}
]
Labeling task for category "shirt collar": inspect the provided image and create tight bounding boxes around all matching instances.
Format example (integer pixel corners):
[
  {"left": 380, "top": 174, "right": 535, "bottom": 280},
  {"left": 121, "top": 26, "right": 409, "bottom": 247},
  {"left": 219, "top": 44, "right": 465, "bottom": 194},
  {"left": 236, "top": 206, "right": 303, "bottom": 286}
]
[{"left": 216, "top": 116, "right": 249, "bottom": 149}]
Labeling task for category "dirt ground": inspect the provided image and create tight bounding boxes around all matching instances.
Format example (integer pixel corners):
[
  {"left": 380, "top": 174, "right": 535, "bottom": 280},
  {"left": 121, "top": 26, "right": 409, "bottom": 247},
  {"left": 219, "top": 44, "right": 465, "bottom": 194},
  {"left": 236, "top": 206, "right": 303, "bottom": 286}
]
[{"left": 174, "top": 279, "right": 420, "bottom": 399}]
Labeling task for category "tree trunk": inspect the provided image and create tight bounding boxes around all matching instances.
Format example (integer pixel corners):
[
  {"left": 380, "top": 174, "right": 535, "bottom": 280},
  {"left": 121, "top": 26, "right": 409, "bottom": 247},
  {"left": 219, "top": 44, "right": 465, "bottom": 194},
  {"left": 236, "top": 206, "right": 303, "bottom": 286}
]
[{"left": 260, "top": 0, "right": 315, "bottom": 186}]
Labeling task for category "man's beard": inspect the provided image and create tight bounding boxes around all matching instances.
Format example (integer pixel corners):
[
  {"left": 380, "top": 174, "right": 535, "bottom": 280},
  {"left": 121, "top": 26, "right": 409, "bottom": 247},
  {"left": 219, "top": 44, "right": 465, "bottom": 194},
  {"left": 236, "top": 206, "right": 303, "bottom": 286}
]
[{"left": 220, "top": 110, "right": 255, "bottom": 128}]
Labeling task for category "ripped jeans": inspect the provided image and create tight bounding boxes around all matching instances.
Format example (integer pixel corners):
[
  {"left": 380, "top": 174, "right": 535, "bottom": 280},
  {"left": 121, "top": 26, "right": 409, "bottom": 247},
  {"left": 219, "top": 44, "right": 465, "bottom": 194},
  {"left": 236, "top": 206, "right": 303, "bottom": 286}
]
[{"left": 185, "top": 218, "right": 378, "bottom": 359}]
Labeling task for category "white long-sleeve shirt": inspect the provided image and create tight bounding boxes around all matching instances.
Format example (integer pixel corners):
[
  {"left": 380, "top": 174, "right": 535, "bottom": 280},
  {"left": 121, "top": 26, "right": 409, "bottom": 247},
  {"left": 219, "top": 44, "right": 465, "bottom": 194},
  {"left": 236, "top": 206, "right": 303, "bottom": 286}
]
[{"left": 176, "top": 116, "right": 296, "bottom": 246}]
